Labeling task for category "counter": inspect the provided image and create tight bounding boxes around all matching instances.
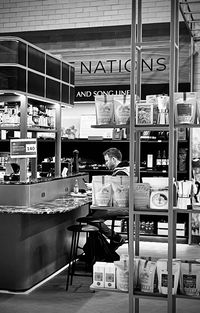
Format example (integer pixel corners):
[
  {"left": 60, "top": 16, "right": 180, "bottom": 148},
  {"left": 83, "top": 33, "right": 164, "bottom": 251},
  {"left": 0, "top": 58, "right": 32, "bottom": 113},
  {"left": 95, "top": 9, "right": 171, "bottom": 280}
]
[{"left": 0, "top": 174, "right": 90, "bottom": 292}]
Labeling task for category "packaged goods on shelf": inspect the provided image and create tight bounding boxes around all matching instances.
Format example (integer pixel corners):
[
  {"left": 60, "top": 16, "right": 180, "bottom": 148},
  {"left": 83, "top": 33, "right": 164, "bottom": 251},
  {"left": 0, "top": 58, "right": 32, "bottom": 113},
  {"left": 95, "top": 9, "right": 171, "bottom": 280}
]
[
  {"left": 112, "top": 176, "right": 129, "bottom": 207},
  {"left": 133, "top": 183, "right": 150, "bottom": 210},
  {"left": 174, "top": 92, "right": 199, "bottom": 124},
  {"left": 157, "top": 222, "right": 185, "bottom": 237},
  {"left": 114, "top": 255, "right": 129, "bottom": 291},
  {"left": 92, "top": 175, "right": 130, "bottom": 207},
  {"left": 93, "top": 262, "right": 106, "bottom": 288},
  {"left": 105, "top": 263, "right": 116, "bottom": 288},
  {"left": 157, "top": 259, "right": 181, "bottom": 295},
  {"left": 146, "top": 94, "right": 169, "bottom": 125},
  {"left": 180, "top": 261, "right": 200, "bottom": 296},
  {"left": 136, "top": 101, "right": 153, "bottom": 125},
  {"left": 95, "top": 95, "right": 114, "bottom": 125},
  {"left": 138, "top": 259, "right": 157, "bottom": 293},
  {"left": 92, "top": 175, "right": 112, "bottom": 207},
  {"left": 113, "top": 95, "right": 130, "bottom": 125}
]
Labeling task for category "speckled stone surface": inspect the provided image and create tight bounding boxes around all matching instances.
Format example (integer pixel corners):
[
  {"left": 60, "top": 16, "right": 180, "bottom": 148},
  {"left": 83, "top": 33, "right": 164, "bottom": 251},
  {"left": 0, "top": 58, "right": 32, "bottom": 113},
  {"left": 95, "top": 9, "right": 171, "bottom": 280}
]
[{"left": 0, "top": 195, "right": 91, "bottom": 214}]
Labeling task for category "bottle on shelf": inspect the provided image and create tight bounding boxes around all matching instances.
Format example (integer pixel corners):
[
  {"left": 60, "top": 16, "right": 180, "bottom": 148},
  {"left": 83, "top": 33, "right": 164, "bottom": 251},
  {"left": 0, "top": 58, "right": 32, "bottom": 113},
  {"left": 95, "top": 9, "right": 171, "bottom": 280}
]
[
  {"left": 156, "top": 150, "right": 162, "bottom": 171},
  {"left": 73, "top": 179, "right": 79, "bottom": 194},
  {"left": 161, "top": 150, "right": 167, "bottom": 172}
]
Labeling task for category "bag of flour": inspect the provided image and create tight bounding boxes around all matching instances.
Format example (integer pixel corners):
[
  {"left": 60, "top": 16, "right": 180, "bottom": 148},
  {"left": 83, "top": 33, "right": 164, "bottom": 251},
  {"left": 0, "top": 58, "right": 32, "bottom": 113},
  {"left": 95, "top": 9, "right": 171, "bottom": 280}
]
[{"left": 92, "top": 176, "right": 112, "bottom": 207}]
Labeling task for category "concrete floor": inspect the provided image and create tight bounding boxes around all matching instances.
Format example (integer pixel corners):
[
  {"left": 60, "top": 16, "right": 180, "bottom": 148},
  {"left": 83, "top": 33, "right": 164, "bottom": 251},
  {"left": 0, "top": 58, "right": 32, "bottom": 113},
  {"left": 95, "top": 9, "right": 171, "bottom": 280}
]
[{"left": 0, "top": 242, "right": 200, "bottom": 313}]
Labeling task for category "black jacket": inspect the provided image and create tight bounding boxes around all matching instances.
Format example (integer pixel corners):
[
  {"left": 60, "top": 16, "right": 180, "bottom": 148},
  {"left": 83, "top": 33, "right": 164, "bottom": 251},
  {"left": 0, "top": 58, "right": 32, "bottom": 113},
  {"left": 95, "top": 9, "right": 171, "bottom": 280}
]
[{"left": 112, "top": 161, "right": 130, "bottom": 176}]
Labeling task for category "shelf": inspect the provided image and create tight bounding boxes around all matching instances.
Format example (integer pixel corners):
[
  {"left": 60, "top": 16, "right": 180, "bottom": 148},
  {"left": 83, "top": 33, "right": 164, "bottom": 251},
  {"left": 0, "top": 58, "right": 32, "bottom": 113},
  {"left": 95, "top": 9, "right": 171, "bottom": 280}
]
[
  {"left": 175, "top": 124, "right": 200, "bottom": 128},
  {"left": 61, "top": 138, "right": 129, "bottom": 143},
  {"left": 90, "top": 284, "right": 128, "bottom": 293},
  {"left": 89, "top": 287, "right": 200, "bottom": 300},
  {"left": 135, "top": 125, "right": 169, "bottom": 131},
  {"left": 0, "top": 126, "right": 57, "bottom": 133},
  {"left": 91, "top": 124, "right": 129, "bottom": 129}
]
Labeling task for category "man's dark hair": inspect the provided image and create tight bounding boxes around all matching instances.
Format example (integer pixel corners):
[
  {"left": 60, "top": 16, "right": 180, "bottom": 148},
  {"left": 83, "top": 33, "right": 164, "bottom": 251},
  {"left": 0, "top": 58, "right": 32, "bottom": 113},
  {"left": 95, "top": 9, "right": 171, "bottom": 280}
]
[{"left": 103, "top": 148, "right": 122, "bottom": 161}]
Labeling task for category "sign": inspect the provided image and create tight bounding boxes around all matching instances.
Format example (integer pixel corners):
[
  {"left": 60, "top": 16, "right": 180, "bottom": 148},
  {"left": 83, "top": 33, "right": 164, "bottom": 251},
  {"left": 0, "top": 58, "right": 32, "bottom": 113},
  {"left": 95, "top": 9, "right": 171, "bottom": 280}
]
[{"left": 10, "top": 139, "right": 37, "bottom": 158}]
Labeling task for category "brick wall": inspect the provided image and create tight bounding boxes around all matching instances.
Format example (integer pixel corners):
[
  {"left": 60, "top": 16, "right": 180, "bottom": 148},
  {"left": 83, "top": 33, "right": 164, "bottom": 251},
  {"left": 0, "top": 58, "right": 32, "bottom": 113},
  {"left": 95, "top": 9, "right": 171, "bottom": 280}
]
[{"left": 0, "top": 0, "right": 172, "bottom": 33}]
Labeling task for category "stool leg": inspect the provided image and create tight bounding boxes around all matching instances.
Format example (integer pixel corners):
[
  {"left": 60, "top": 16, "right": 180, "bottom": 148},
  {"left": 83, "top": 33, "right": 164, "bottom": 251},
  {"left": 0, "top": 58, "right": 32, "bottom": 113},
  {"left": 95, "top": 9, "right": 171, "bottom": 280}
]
[
  {"left": 70, "top": 230, "right": 80, "bottom": 286},
  {"left": 110, "top": 219, "right": 115, "bottom": 244},
  {"left": 66, "top": 230, "right": 78, "bottom": 290}
]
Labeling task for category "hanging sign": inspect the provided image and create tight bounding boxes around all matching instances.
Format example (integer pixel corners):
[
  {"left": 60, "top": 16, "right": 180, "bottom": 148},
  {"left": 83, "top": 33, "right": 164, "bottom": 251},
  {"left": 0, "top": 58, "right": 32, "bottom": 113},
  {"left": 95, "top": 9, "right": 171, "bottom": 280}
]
[{"left": 10, "top": 139, "right": 37, "bottom": 158}]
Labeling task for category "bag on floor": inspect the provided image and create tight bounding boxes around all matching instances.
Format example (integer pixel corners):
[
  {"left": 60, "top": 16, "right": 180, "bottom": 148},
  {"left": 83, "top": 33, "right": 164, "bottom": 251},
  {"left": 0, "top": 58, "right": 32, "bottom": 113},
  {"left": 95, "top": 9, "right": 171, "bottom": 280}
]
[{"left": 83, "top": 232, "right": 120, "bottom": 265}]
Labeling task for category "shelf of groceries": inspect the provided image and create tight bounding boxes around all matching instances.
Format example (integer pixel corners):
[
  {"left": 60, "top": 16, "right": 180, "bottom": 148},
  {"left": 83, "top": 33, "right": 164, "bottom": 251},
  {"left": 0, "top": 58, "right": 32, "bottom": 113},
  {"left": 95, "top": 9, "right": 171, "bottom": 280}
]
[
  {"left": 90, "top": 257, "right": 200, "bottom": 299},
  {"left": 89, "top": 91, "right": 200, "bottom": 299}
]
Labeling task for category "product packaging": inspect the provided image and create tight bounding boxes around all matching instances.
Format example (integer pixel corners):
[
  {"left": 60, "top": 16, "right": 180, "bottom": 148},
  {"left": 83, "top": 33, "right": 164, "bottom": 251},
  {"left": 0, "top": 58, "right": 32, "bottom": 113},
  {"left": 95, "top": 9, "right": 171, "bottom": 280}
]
[
  {"left": 133, "top": 183, "right": 150, "bottom": 210},
  {"left": 113, "top": 95, "right": 130, "bottom": 125},
  {"left": 156, "top": 259, "right": 181, "bottom": 295},
  {"left": 180, "top": 261, "right": 200, "bottom": 296},
  {"left": 174, "top": 92, "right": 197, "bottom": 124},
  {"left": 95, "top": 95, "right": 114, "bottom": 125},
  {"left": 114, "top": 255, "right": 129, "bottom": 291},
  {"left": 93, "top": 261, "right": 106, "bottom": 288},
  {"left": 136, "top": 101, "right": 153, "bottom": 125},
  {"left": 105, "top": 262, "right": 116, "bottom": 288},
  {"left": 138, "top": 259, "right": 157, "bottom": 293},
  {"left": 112, "top": 176, "right": 129, "bottom": 207},
  {"left": 92, "top": 176, "right": 112, "bottom": 207}
]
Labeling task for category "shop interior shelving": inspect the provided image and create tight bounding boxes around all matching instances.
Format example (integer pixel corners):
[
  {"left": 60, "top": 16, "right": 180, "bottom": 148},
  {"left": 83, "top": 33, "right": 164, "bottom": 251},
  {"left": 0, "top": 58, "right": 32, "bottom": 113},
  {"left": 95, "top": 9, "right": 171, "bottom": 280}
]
[
  {"left": 0, "top": 36, "right": 75, "bottom": 181},
  {"left": 90, "top": 0, "right": 200, "bottom": 312},
  {"left": 129, "top": 1, "right": 199, "bottom": 313}
]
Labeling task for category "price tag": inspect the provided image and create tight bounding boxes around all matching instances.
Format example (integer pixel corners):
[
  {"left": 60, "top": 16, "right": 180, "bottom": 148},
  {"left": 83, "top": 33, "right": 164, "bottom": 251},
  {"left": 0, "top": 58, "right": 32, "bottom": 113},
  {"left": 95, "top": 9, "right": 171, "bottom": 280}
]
[
  {"left": 26, "top": 143, "right": 36, "bottom": 153},
  {"left": 10, "top": 139, "right": 37, "bottom": 158}
]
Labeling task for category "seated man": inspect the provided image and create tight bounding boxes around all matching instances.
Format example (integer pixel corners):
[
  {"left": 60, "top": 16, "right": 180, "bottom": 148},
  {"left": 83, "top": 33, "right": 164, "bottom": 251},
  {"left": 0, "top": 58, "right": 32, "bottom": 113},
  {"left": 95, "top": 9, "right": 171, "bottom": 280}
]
[{"left": 86, "top": 147, "right": 129, "bottom": 250}]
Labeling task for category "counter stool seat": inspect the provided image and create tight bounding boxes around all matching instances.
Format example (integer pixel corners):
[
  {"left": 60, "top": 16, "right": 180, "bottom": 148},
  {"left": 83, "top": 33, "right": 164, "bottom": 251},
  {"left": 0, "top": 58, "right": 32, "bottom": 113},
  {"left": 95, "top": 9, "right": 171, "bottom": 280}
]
[
  {"left": 66, "top": 223, "right": 99, "bottom": 291},
  {"left": 76, "top": 216, "right": 105, "bottom": 224}
]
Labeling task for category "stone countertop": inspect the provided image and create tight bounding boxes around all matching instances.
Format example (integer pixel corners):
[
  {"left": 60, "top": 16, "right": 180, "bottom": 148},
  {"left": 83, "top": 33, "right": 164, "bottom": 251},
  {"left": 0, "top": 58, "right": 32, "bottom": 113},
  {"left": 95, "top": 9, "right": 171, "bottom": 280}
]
[{"left": 0, "top": 194, "right": 91, "bottom": 214}]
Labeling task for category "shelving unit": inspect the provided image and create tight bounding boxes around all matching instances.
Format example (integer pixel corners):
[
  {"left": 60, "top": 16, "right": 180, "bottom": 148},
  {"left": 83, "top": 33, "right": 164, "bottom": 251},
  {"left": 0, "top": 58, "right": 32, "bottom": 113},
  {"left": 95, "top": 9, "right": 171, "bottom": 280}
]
[
  {"left": 129, "top": 1, "right": 195, "bottom": 313},
  {"left": 0, "top": 36, "right": 75, "bottom": 181}
]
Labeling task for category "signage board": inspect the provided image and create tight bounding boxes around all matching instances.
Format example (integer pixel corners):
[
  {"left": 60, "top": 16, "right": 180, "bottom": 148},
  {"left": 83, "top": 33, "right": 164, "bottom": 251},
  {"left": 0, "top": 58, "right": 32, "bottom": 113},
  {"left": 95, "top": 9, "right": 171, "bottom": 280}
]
[{"left": 10, "top": 139, "right": 37, "bottom": 158}]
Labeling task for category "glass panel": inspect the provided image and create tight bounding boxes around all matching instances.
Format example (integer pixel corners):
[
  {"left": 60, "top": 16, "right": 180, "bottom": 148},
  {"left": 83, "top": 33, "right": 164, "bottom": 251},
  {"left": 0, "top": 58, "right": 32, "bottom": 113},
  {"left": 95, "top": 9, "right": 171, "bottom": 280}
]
[
  {"left": 28, "top": 46, "right": 45, "bottom": 73},
  {"left": 46, "top": 55, "right": 60, "bottom": 79},
  {"left": 62, "top": 63, "right": 69, "bottom": 83},
  {"left": 28, "top": 71, "right": 44, "bottom": 97},
  {"left": 18, "top": 41, "right": 26, "bottom": 66},
  {"left": 0, "top": 40, "right": 18, "bottom": 63},
  {"left": 69, "top": 66, "right": 75, "bottom": 85},
  {"left": 0, "top": 66, "right": 26, "bottom": 91},
  {"left": 61, "top": 84, "right": 69, "bottom": 104},
  {"left": 70, "top": 86, "right": 74, "bottom": 105},
  {"left": 46, "top": 78, "right": 60, "bottom": 101}
]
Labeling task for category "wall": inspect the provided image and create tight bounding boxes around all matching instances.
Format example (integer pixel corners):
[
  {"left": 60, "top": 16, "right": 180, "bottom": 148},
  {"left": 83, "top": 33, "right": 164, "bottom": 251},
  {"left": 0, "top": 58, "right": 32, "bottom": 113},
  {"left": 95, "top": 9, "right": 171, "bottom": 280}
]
[{"left": 0, "top": 0, "right": 174, "bottom": 33}]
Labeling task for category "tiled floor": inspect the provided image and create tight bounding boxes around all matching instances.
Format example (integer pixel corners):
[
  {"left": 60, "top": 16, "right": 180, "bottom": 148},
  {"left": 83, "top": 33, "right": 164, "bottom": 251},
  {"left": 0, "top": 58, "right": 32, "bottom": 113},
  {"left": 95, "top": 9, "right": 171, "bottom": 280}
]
[{"left": 0, "top": 242, "right": 200, "bottom": 313}]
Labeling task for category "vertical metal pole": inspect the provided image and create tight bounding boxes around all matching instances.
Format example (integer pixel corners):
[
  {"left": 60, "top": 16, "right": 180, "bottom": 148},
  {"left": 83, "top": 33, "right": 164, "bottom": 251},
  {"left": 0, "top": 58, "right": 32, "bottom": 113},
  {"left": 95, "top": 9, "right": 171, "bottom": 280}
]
[
  {"left": 19, "top": 95, "right": 28, "bottom": 182},
  {"left": 136, "top": 0, "right": 142, "bottom": 99},
  {"left": 129, "top": 0, "right": 136, "bottom": 312},
  {"left": 168, "top": 0, "right": 178, "bottom": 312},
  {"left": 55, "top": 104, "right": 61, "bottom": 177}
]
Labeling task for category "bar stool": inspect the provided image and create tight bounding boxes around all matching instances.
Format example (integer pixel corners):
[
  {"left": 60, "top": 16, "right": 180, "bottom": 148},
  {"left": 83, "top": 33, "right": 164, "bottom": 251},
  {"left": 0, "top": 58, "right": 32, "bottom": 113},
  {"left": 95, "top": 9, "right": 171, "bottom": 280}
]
[{"left": 66, "top": 223, "right": 99, "bottom": 291}]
